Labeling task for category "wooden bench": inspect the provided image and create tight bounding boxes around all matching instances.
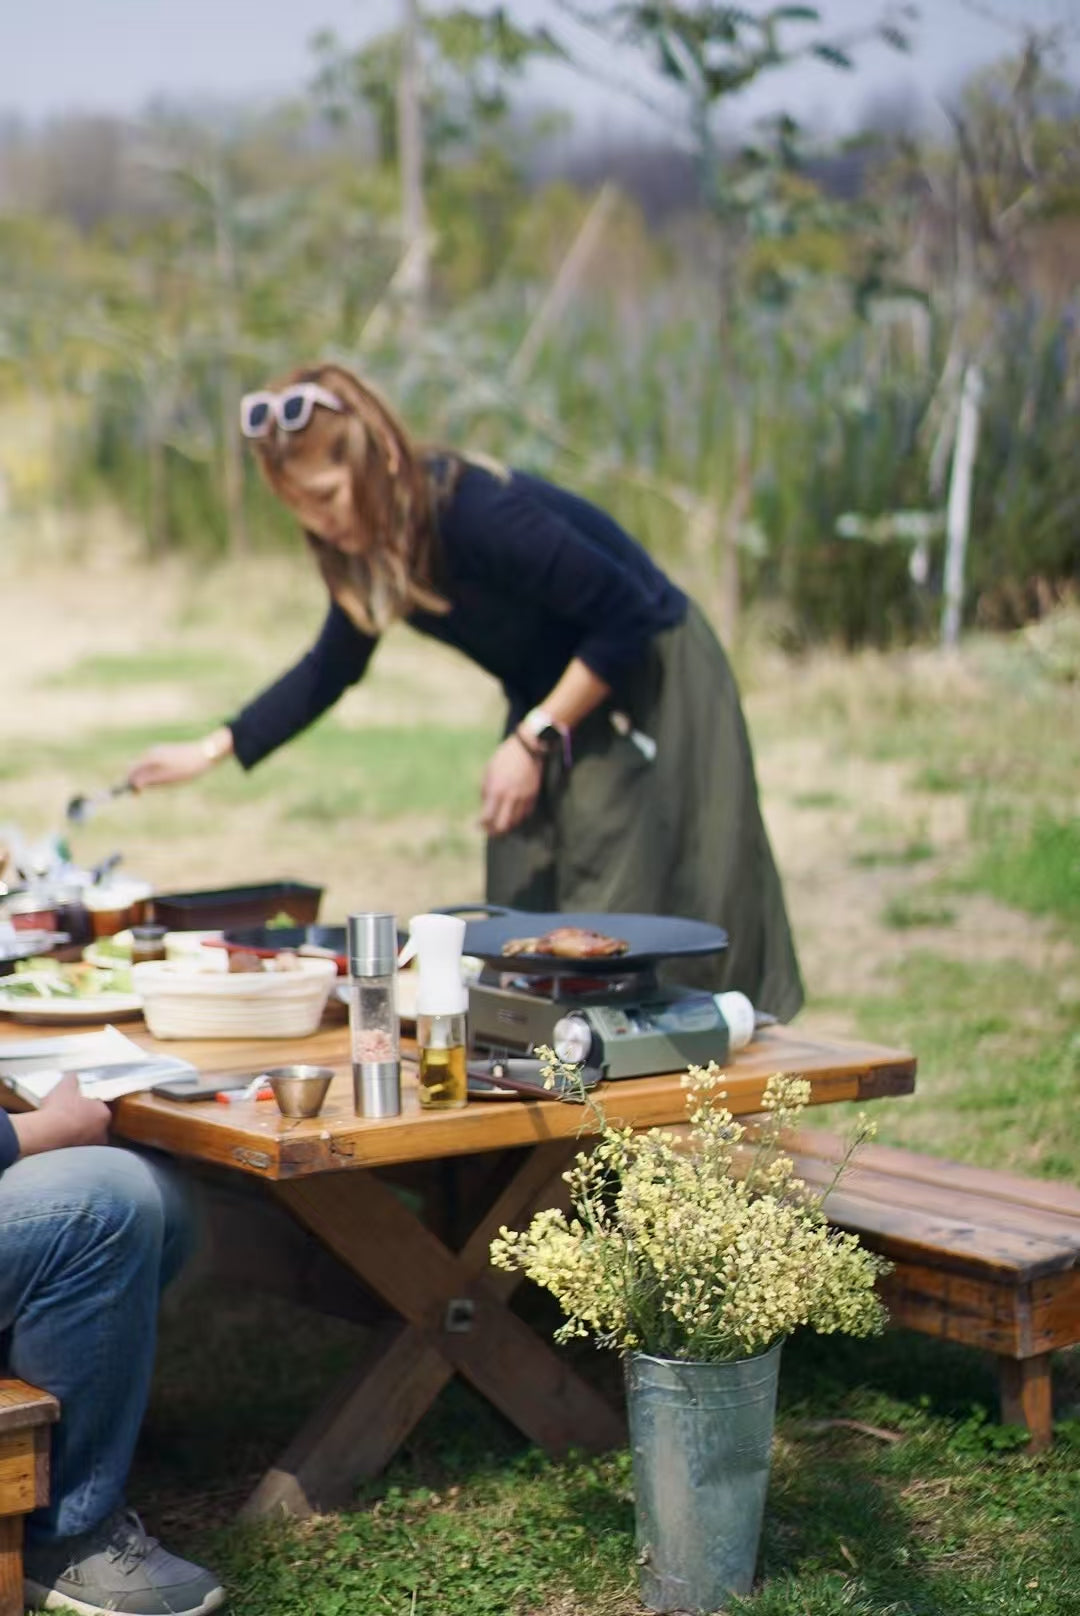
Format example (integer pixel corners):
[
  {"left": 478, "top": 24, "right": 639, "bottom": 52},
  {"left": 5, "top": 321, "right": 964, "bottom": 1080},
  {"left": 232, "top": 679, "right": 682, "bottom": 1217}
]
[
  {"left": 774, "top": 1128, "right": 1080, "bottom": 1450},
  {"left": 0, "top": 1380, "right": 58, "bottom": 1616}
]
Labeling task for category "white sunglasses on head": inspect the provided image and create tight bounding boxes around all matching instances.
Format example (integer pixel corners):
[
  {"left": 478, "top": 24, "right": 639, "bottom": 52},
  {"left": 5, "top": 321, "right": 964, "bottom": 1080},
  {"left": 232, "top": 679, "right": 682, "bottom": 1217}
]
[{"left": 240, "top": 382, "right": 345, "bottom": 439}]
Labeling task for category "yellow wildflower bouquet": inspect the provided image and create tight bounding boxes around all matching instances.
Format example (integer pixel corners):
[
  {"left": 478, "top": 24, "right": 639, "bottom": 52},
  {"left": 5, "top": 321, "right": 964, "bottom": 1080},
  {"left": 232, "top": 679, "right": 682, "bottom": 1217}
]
[{"left": 490, "top": 1061, "right": 889, "bottom": 1363}]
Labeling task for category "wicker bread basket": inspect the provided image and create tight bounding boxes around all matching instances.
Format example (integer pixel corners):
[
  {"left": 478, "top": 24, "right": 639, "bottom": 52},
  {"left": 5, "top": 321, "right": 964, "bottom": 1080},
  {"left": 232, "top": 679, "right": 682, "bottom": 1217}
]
[{"left": 133, "top": 956, "right": 337, "bottom": 1040}]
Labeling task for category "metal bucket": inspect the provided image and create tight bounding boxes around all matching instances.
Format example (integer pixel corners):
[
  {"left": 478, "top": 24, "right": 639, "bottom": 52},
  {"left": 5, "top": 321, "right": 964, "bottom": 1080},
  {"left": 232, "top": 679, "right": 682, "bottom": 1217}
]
[{"left": 624, "top": 1343, "right": 782, "bottom": 1613}]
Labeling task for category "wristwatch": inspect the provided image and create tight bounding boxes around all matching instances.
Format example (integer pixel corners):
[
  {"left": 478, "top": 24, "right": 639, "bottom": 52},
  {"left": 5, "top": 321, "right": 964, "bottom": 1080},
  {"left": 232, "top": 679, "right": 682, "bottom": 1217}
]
[{"left": 519, "top": 708, "right": 573, "bottom": 765}]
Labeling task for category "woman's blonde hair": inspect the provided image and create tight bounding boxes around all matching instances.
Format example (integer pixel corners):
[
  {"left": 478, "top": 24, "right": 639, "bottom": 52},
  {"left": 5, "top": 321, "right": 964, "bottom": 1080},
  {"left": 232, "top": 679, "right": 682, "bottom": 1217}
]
[{"left": 250, "top": 362, "right": 449, "bottom": 635}]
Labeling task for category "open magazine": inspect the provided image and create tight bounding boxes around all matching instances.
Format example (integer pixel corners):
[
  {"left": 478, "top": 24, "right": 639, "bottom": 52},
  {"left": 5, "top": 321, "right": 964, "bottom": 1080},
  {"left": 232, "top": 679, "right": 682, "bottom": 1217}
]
[{"left": 0, "top": 1025, "right": 197, "bottom": 1107}]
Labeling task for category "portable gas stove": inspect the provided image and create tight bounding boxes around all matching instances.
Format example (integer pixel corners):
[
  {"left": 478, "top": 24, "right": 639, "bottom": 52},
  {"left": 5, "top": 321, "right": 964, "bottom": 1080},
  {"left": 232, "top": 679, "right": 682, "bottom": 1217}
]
[
  {"left": 469, "top": 966, "right": 732, "bottom": 1080},
  {"left": 449, "top": 905, "right": 733, "bottom": 1082}
]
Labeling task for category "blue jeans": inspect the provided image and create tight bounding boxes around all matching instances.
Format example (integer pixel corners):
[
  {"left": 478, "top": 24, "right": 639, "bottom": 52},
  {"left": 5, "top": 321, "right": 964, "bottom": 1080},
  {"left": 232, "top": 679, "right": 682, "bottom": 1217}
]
[{"left": 0, "top": 1145, "right": 195, "bottom": 1541}]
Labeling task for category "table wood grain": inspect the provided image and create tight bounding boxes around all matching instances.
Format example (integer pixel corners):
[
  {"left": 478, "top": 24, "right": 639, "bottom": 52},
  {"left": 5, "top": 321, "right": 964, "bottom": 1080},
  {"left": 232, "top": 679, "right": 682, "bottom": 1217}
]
[{"left": 2, "top": 1015, "right": 916, "bottom": 1179}]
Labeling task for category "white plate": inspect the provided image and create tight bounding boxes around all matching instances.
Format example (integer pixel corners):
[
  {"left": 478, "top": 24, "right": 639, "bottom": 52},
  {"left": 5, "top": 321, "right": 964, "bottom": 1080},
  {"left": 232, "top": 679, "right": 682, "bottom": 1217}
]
[
  {"left": 0, "top": 990, "right": 143, "bottom": 1025},
  {"left": 0, "top": 930, "right": 68, "bottom": 964},
  {"left": 466, "top": 1077, "right": 524, "bottom": 1102}
]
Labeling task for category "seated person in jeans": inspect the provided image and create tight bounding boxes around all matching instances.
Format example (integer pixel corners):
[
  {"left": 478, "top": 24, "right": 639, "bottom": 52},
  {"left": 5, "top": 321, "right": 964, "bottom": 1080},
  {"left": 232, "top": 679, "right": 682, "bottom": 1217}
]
[{"left": 0, "top": 1077, "right": 224, "bottom": 1616}]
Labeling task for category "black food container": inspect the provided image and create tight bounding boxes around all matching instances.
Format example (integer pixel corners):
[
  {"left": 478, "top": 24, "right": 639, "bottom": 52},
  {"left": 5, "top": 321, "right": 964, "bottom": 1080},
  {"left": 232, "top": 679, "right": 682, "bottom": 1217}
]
[{"left": 150, "top": 881, "right": 324, "bottom": 932}]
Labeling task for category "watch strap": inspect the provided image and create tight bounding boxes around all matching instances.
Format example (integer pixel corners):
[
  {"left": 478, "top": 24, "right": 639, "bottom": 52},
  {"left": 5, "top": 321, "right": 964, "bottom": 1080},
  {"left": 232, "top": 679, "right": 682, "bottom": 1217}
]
[
  {"left": 510, "top": 728, "right": 545, "bottom": 764},
  {"left": 521, "top": 707, "right": 572, "bottom": 766}
]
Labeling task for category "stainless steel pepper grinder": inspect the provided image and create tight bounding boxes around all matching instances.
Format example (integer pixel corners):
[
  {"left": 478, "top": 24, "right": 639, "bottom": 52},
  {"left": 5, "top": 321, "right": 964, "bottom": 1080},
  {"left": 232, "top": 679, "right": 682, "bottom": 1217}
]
[{"left": 346, "top": 912, "right": 401, "bottom": 1117}]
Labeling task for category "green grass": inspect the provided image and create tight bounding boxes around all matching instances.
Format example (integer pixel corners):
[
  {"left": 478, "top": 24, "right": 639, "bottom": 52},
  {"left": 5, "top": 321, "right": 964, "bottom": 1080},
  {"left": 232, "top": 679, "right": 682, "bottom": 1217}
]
[
  {"left": 211, "top": 1452, "right": 637, "bottom": 1616},
  {"left": 791, "top": 791, "right": 847, "bottom": 810},
  {"left": 14, "top": 724, "right": 204, "bottom": 775},
  {"left": 880, "top": 896, "right": 956, "bottom": 929},
  {"left": 133, "top": 1291, "right": 1080, "bottom": 1616},
  {"left": 910, "top": 764, "right": 967, "bottom": 794},
  {"left": 842, "top": 952, "right": 1080, "bottom": 1176},
  {"left": 9, "top": 716, "right": 494, "bottom": 898},
  {"left": 280, "top": 724, "right": 495, "bottom": 823},
  {"left": 20, "top": 717, "right": 492, "bottom": 824},
  {"left": 854, "top": 842, "right": 936, "bottom": 870},
  {"left": 967, "top": 815, "right": 1080, "bottom": 930},
  {"left": 40, "top": 647, "right": 250, "bottom": 689},
  {"left": 746, "top": 1332, "right": 1080, "bottom": 1616}
]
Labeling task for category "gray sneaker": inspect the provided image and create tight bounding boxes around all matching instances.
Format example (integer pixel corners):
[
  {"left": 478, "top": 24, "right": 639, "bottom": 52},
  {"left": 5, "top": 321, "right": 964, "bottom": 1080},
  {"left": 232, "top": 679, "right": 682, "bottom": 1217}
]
[{"left": 24, "top": 1508, "right": 225, "bottom": 1615}]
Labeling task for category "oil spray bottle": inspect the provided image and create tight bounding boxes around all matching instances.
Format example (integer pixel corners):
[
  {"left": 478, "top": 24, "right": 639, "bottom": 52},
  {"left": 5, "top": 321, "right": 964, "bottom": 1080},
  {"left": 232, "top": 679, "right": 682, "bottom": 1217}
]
[{"left": 402, "top": 913, "right": 468, "bottom": 1110}]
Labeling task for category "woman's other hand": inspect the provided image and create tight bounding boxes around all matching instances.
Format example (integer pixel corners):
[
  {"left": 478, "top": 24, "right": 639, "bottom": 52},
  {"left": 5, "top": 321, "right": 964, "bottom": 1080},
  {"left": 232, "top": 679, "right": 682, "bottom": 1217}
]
[
  {"left": 480, "top": 735, "right": 543, "bottom": 836},
  {"left": 127, "top": 728, "right": 234, "bottom": 791}
]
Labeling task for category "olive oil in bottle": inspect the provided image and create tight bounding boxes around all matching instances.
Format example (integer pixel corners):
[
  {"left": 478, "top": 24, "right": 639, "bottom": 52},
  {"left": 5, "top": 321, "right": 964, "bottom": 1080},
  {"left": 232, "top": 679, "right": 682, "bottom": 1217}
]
[
  {"left": 403, "top": 914, "right": 470, "bottom": 1112},
  {"left": 417, "top": 1017, "right": 468, "bottom": 1110}
]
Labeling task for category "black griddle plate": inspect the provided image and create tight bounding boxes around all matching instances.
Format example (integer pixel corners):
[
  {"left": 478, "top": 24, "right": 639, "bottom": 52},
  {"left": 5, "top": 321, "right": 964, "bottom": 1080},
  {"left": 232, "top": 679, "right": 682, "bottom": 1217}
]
[{"left": 440, "top": 906, "right": 727, "bottom": 977}]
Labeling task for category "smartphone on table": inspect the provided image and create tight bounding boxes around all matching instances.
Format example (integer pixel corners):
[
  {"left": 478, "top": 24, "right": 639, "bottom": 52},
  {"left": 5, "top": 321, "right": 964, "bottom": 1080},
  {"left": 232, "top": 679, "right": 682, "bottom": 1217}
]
[{"left": 151, "top": 1073, "right": 255, "bottom": 1103}]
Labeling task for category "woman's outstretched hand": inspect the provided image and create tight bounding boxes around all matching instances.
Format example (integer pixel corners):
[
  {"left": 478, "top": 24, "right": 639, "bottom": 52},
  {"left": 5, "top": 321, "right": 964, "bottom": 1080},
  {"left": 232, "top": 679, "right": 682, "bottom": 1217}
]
[
  {"left": 127, "top": 728, "right": 234, "bottom": 791},
  {"left": 480, "top": 735, "right": 543, "bottom": 836}
]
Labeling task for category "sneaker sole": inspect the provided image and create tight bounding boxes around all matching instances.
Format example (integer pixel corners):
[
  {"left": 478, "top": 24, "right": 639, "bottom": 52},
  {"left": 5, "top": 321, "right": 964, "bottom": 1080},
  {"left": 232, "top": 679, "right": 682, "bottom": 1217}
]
[{"left": 24, "top": 1578, "right": 226, "bottom": 1616}]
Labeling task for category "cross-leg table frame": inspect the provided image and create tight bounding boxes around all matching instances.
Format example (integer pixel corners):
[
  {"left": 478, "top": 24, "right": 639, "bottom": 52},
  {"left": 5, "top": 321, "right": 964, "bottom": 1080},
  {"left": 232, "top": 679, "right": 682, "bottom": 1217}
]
[{"left": 240, "top": 1140, "right": 625, "bottom": 1518}]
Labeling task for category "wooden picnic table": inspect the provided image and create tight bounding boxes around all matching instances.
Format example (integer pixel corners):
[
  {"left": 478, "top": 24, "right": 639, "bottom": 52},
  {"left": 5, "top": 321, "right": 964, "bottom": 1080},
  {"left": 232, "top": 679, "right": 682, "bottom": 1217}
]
[{"left": 3, "top": 1014, "right": 916, "bottom": 1517}]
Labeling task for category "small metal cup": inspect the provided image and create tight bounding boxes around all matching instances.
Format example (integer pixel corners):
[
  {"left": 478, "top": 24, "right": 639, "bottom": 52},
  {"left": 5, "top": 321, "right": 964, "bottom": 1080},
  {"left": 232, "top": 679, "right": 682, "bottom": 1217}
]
[{"left": 264, "top": 1064, "right": 335, "bottom": 1119}]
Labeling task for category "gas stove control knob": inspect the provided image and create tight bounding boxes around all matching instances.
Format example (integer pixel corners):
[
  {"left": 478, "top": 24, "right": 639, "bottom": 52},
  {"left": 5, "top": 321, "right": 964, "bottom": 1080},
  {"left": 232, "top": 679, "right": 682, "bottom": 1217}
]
[{"left": 552, "top": 1013, "right": 594, "bottom": 1066}]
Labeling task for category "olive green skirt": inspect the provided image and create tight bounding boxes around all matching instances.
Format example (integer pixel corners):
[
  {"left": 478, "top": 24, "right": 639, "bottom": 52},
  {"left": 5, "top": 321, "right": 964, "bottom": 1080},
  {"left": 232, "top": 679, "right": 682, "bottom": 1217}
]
[{"left": 485, "top": 604, "right": 804, "bottom": 1021}]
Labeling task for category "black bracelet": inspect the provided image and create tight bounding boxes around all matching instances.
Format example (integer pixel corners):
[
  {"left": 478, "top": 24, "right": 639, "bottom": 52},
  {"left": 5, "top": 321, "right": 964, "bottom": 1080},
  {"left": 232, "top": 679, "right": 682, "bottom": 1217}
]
[{"left": 510, "top": 729, "right": 545, "bottom": 764}]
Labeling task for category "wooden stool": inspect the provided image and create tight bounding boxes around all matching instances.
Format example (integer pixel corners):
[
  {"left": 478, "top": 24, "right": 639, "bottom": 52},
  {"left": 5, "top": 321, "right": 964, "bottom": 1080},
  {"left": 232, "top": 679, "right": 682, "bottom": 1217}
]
[{"left": 0, "top": 1380, "right": 59, "bottom": 1616}]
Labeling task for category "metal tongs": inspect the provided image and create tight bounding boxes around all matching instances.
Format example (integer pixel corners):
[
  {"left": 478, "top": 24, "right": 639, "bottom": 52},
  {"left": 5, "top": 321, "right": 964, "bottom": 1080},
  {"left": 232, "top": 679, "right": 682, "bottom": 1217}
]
[
  {"left": 65, "top": 782, "right": 135, "bottom": 826},
  {"left": 468, "top": 1055, "right": 604, "bottom": 1103}
]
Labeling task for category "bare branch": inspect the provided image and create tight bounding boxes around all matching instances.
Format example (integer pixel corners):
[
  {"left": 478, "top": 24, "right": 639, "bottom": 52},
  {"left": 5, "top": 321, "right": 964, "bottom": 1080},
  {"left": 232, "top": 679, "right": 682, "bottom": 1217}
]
[{"left": 947, "top": 106, "right": 1003, "bottom": 250}]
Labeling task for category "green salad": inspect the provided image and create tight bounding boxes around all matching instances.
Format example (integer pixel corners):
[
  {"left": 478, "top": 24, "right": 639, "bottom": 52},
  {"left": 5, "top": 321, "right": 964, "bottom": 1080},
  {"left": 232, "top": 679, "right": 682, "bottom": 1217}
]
[
  {"left": 3, "top": 958, "right": 134, "bottom": 999},
  {"left": 87, "top": 932, "right": 133, "bottom": 963},
  {"left": 265, "top": 911, "right": 299, "bottom": 930}
]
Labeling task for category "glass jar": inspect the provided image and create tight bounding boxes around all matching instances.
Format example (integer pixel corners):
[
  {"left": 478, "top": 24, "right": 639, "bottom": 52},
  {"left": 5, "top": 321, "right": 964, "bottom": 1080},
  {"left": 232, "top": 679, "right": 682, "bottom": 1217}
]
[
  {"left": 84, "top": 880, "right": 153, "bottom": 939},
  {"left": 130, "top": 924, "right": 169, "bottom": 965},
  {"left": 53, "top": 884, "right": 92, "bottom": 949},
  {"left": 3, "top": 891, "right": 58, "bottom": 934}
]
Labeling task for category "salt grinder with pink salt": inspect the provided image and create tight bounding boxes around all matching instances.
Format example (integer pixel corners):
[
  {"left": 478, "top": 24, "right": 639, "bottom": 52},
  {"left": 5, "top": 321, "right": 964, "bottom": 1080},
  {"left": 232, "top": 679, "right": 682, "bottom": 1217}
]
[{"left": 347, "top": 912, "right": 401, "bottom": 1117}]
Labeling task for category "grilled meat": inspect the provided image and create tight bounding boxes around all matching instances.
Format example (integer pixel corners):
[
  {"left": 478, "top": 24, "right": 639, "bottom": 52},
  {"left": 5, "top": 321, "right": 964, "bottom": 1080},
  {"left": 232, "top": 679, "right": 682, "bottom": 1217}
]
[{"left": 501, "top": 927, "right": 629, "bottom": 959}]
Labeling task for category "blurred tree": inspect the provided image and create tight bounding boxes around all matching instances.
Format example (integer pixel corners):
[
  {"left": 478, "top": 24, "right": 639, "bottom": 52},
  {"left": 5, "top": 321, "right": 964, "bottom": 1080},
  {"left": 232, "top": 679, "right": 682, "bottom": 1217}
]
[
  {"left": 548, "top": 2, "right": 918, "bottom": 638},
  {"left": 309, "top": 6, "right": 564, "bottom": 316},
  {"left": 948, "top": 28, "right": 1080, "bottom": 293},
  {"left": 865, "top": 22, "right": 1080, "bottom": 630},
  {"left": 2, "top": 5, "right": 1075, "bottom": 640}
]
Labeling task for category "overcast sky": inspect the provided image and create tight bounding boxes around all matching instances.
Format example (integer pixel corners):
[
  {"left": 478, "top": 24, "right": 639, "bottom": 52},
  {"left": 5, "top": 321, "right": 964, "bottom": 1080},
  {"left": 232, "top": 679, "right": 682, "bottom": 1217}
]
[{"left": 3, "top": 0, "right": 1078, "bottom": 135}]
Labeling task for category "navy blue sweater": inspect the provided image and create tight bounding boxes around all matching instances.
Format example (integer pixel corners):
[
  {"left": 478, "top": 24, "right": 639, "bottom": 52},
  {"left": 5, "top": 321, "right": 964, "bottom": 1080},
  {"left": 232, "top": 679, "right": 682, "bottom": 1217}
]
[
  {"left": 229, "top": 464, "right": 687, "bottom": 769},
  {"left": 0, "top": 1111, "right": 18, "bottom": 1173}
]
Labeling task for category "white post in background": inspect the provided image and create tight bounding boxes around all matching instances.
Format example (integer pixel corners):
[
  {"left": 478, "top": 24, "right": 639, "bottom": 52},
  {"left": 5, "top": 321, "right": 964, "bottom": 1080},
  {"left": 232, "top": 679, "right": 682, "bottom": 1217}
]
[{"left": 941, "top": 362, "right": 983, "bottom": 650}]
